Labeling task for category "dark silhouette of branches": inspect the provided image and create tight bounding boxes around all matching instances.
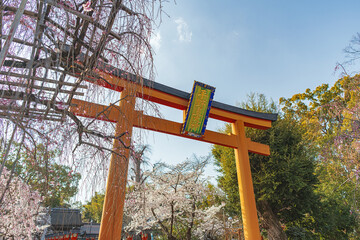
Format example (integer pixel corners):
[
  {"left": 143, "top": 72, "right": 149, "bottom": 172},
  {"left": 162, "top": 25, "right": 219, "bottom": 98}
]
[{"left": 0, "top": 0, "right": 165, "bottom": 234}]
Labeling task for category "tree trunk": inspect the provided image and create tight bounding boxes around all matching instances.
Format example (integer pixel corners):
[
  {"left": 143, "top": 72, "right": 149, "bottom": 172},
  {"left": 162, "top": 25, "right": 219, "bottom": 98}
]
[
  {"left": 186, "top": 201, "right": 196, "bottom": 240},
  {"left": 167, "top": 235, "right": 177, "bottom": 240},
  {"left": 135, "top": 158, "right": 141, "bottom": 183},
  {"left": 258, "top": 200, "right": 287, "bottom": 240}
]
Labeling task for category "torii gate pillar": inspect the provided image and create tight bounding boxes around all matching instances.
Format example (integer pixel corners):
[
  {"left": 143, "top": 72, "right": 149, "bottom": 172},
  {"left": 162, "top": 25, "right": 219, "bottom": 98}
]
[
  {"left": 98, "top": 88, "right": 136, "bottom": 240},
  {"left": 232, "top": 120, "right": 261, "bottom": 240}
]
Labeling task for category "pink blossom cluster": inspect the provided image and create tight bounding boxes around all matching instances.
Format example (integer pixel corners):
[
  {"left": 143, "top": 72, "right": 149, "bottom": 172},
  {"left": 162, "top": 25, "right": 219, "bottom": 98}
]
[
  {"left": 0, "top": 167, "right": 42, "bottom": 239},
  {"left": 124, "top": 159, "right": 224, "bottom": 239}
]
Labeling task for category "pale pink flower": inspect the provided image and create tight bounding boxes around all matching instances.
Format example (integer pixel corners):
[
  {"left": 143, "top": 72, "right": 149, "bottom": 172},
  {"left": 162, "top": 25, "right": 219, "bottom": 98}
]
[{"left": 82, "top": 1, "right": 93, "bottom": 12}]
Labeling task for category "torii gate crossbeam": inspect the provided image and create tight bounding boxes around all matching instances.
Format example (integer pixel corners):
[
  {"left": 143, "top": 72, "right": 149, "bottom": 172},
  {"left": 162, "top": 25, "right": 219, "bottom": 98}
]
[{"left": 70, "top": 64, "right": 277, "bottom": 240}]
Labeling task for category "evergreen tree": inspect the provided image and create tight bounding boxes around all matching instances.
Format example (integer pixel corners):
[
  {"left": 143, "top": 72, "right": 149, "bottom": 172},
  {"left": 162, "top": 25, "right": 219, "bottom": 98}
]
[
  {"left": 2, "top": 143, "right": 81, "bottom": 207},
  {"left": 82, "top": 192, "right": 105, "bottom": 223},
  {"left": 213, "top": 94, "right": 355, "bottom": 239},
  {"left": 280, "top": 75, "right": 360, "bottom": 238}
]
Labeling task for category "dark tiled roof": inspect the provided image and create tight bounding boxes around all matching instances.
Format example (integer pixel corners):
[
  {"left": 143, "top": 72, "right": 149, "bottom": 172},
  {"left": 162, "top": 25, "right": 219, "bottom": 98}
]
[{"left": 80, "top": 224, "right": 100, "bottom": 234}]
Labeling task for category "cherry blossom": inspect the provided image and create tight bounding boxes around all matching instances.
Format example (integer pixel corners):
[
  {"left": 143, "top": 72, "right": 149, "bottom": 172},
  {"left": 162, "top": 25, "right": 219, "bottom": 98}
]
[
  {"left": 82, "top": 1, "right": 93, "bottom": 12},
  {"left": 0, "top": 167, "right": 43, "bottom": 239},
  {"left": 124, "top": 158, "right": 224, "bottom": 239}
]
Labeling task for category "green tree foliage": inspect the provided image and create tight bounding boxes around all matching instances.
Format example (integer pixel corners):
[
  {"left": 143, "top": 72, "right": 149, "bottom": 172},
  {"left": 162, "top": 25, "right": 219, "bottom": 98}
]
[
  {"left": 212, "top": 144, "right": 240, "bottom": 216},
  {"left": 200, "top": 182, "right": 224, "bottom": 209},
  {"left": 213, "top": 94, "right": 355, "bottom": 239},
  {"left": 2, "top": 143, "right": 81, "bottom": 207},
  {"left": 280, "top": 75, "right": 360, "bottom": 238},
  {"left": 82, "top": 192, "right": 105, "bottom": 223}
]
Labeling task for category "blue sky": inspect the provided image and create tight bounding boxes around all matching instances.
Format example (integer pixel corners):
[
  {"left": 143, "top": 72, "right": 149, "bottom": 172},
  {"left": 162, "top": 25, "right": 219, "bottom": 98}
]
[{"left": 138, "top": 0, "right": 360, "bottom": 179}]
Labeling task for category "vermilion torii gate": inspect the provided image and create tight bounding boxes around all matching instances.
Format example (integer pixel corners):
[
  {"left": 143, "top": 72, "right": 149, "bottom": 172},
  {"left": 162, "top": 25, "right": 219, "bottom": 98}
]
[{"left": 70, "top": 63, "right": 277, "bottom": 240}]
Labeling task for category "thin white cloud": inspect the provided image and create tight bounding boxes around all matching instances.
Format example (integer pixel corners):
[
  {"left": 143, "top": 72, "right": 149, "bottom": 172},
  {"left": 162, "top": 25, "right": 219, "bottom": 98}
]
[
  {"left": 175, "top": 18, "right": 192, "bottom": 43},
  {"left": 232, "top": 30, "right": 240, "bottom": 37},
  {"left": 150, "top": 31, "right": 161, "bottom": 52}
]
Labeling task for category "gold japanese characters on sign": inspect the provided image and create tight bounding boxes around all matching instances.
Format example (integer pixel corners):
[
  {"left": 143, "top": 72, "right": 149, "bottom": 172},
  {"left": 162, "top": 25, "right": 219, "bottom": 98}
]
[{"left": 181, "top": 81, "right": 215, "bottom": 138}]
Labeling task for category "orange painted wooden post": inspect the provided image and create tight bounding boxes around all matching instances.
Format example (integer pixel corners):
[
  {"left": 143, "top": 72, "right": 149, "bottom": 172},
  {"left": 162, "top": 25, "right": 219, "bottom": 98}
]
[
  {"left": 232, "top": 120, "right": 261, "bottom": 240},
  {"left": 98, "top": 87, "right": 136, "bottom": 240}
]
